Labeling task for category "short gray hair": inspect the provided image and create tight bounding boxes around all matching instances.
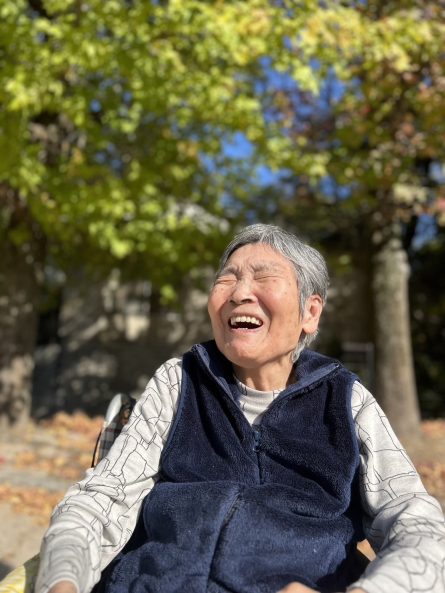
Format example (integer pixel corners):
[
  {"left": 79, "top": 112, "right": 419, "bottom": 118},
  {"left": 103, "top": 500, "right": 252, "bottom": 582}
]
[{"left": 217, "top": 224, "right": 329, "bottom": 359}]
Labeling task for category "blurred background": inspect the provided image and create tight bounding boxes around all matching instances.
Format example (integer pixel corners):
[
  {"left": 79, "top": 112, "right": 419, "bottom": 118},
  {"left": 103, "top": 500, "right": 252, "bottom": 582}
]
[{"left": 0, "top": 0, "right": 444, "bottom": 575}]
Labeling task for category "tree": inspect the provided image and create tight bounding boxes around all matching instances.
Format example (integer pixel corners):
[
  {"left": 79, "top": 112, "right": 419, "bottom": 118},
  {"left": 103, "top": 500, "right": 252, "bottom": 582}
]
[
  {"left": 4, "top": 0, "right": 443, "bottom": 441},
  {"left": 0, "top": 0, "right": 325, "bottom": 430},
  {"left": 250, "top": 0, "right": 445, "bottom": 440}
]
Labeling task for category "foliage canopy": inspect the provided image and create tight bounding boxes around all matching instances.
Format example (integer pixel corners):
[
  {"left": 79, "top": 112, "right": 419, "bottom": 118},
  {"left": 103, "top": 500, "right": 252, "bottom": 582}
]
[
  {"left": 1, "top": 0, "right": 324, "bottom": 294},
  {"left": 256, "top": 0, "right": 445, "bottom": 236}
]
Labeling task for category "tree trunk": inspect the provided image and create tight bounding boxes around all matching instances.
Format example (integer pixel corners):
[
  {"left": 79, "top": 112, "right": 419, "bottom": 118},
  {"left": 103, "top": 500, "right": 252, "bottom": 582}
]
[
  {"left": 0, "top": 236, "right": 42, "bottom": 436},
  {"left": 372, "top": 235, "right": 421, "bottom": 442}
]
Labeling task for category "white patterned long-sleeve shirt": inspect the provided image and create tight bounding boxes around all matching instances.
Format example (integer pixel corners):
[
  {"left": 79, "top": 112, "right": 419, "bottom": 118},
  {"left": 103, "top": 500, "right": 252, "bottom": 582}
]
[{"left": 36, "top": 358, "right": 445, "bottom": 593}]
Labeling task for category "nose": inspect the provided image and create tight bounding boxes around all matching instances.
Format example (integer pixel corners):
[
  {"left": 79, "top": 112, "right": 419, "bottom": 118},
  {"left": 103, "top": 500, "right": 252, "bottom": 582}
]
[{"left": 229, "top": 278, "right": 256, "bottom": 305}]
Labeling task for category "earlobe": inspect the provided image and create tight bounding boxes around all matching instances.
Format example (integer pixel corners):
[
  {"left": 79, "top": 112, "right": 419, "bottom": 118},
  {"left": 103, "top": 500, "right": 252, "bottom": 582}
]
[{"left": 301, "top": 295, "right": 323, "bottom": 335}]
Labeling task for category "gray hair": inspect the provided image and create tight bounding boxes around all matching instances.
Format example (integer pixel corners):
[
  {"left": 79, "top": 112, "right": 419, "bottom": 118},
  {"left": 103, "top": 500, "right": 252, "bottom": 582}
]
[{"left": 217, "top": 224, "right": 329, "bottom": 360}]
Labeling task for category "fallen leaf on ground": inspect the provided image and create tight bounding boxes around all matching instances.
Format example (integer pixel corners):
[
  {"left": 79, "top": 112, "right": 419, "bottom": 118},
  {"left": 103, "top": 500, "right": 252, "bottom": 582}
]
[{"left": 0, "top": 484, "right": 64, "bottom": 525}]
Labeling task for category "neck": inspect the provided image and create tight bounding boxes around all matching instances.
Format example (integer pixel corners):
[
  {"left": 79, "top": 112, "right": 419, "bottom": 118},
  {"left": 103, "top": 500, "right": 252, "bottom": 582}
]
[{"left": 234, "top": 360, "right": 295, "bottom": 392}]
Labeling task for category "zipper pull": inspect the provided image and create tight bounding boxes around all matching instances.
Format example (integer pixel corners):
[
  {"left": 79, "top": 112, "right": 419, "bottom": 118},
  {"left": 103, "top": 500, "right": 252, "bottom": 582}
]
[{"left": 252, "top": 427, "right": 261, "bottom": 452}]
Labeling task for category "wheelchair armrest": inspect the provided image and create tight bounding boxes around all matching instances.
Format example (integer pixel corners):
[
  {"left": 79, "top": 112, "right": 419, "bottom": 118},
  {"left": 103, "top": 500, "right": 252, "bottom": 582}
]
[{"left": 92, "top": 393, "right": 137, "bottom": 467}]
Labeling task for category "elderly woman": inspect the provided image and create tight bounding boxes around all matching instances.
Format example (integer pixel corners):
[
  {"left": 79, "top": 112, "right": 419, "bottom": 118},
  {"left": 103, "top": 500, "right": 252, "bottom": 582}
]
[{"left": 36, "top": 224, "right": 445, "bottom": 593}]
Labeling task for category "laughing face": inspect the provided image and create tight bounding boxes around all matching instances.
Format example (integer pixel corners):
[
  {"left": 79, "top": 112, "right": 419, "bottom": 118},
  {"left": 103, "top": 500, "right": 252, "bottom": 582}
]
[{"left": 208, "top": 243, "right": 322, "bottom": 390}]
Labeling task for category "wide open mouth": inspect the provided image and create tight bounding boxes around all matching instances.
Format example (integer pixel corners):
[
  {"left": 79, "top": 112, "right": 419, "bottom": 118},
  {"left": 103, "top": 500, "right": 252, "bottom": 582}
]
[{"left": 229, "top": 316, "right": 263, "bottom": 330}]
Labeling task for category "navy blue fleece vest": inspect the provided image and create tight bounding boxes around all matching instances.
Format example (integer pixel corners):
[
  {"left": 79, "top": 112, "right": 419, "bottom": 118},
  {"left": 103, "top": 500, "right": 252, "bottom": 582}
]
[{"left": 102, "top": 341, "right": 364, "bottom": 593}]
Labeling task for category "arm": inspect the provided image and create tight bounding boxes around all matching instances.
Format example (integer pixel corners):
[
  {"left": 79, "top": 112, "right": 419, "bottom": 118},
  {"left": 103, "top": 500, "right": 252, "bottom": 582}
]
[
  {"left": 35, "top": 358, "right": 182, "bottom": 593},
  {"left": 348, "top": 382, "right": 445, "bottom": 593},
  {"left": 275, "top": 383, "right": 445, "bottom": 593}
]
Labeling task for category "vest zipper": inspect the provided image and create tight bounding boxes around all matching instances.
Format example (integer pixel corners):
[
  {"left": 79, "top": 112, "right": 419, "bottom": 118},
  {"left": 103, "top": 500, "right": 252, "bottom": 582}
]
[
  {"left": 252, "top": 426, "right": 263, "bottom": 482},
  {"left": 252, "top": 427, "right": 260, "bottom": 452}
]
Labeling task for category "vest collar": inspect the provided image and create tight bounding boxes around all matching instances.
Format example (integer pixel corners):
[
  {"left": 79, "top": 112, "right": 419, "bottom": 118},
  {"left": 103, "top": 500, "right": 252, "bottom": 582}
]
[{"left": 191, "top": 340, "right": 341, "bottom": 402}]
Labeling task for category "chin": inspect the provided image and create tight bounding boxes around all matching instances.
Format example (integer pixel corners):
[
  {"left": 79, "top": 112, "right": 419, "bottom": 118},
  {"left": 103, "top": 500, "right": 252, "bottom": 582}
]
[
  {"left": 213, "top": 333, "right": 260, "bottom": 364},
  {"left": 223, "top": 347, "right": 261, "bottom": 369}
]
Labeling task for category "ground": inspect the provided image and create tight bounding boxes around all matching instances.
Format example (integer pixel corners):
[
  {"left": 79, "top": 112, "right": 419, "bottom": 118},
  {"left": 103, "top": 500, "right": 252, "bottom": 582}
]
[
  {"left": 0, "top": 413, "right": 103, "bottom": 579},
  {"left": 0, "top": 415, "right": 444, "bottom": 580}
]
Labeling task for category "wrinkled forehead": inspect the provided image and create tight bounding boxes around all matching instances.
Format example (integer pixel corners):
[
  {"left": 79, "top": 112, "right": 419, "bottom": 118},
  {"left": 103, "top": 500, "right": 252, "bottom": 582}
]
[{"left": 220, "top": 242, "right": 298, "bottom": 277}]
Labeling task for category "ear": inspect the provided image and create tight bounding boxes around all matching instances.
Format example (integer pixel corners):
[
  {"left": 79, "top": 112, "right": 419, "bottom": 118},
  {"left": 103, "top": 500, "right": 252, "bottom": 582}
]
[{"left": 301, "top": 295, "right": 323, "bottom": 335}]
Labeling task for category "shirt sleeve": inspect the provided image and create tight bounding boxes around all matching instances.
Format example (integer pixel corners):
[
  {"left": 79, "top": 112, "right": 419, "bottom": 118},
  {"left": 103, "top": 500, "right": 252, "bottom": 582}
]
[
  {"left": 349, "top": 381, "right": 445, "bottom": 593},
  {"left": 35, "top": 357, "right": 182, "bottom": 593}
]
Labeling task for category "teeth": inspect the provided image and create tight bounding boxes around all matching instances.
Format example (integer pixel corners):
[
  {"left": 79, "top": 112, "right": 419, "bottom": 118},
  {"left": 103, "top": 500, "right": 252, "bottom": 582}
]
[{"left": 230, "top": 316, "right": 262, "bottom": 326}]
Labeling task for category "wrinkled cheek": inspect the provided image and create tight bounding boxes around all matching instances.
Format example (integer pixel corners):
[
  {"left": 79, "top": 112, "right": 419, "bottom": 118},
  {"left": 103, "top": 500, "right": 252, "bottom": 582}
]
[{"left": 207, "top": 295, "right": 222, "bottom": 322}]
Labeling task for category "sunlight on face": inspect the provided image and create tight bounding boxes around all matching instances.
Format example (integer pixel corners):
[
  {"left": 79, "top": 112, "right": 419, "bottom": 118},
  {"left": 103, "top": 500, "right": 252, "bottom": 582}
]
[{"left": 208, "top": 243, "right": 321, "bottom": 389}]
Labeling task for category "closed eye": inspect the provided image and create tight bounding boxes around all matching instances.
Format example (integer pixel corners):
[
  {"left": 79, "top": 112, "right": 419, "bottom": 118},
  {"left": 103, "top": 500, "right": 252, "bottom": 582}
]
[
  {"left": 214, "top": 275, "right": 236, "bottom": 285},
  {"left": 254, "top": 274, "right": 281, "bottom": 281}
]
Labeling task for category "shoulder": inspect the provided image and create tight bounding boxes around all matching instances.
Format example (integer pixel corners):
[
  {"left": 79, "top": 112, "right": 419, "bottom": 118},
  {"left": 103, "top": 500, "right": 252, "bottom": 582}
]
[
  {"left": 136, "top": 357, "right": 183, "bottom": 412},
  {"left": 351, "top": 380, "right": 376, "bottom": 421},
  {"left": 153, "top": 357, "right": 183, "bottom": 389},
  {"left": 350, "top": 381, "right": 406, "bottom": 455}
]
